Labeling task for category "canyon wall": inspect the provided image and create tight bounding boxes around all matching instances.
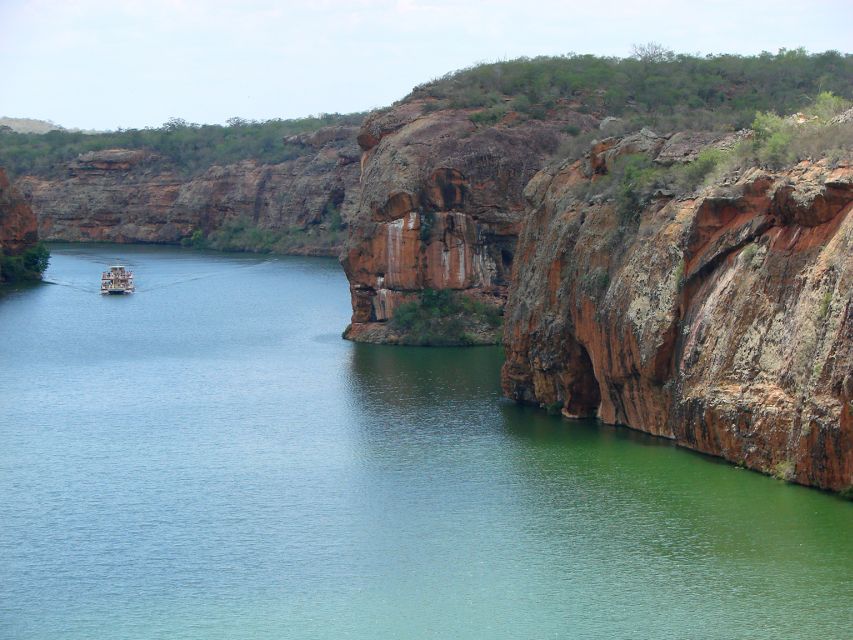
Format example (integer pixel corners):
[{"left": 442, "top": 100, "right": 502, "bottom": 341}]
[
  {"left": 0, "top": 168, "right": 39, "bottom": 255},
  {"left": 8, "top": 91, "right": 851, "bottom": 491},
  {"left": 341, "top": 99, "right": 596, "bottom": 342},
  {"left": 17, "top": 125, "right": 361, "bottom": 255},
  {"left": 0, "top": 167, "right": 41, "bottom": 282},
  {"left": 502, "top": 136, "right": 852, "bottom": 492}
]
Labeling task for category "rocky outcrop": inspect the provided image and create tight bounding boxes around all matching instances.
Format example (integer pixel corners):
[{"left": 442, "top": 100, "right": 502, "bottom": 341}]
[
  {"left": 341, "top": 99, "right": 597, "bottom": 341},
  {"left": 0, "top": 167, "right": 41, "bottom": 282},
  {"left": 0, "top": 168, "right": 39, "bottom": 254},
  {"left": 502, "top": 137, "right": 853, "bottom": 491},
  {"left": 18, "top": 125, "right": 362, "bottom": 255}
]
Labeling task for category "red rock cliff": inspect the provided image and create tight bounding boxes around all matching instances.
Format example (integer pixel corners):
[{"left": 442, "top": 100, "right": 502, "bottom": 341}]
[
  {"left": 502, "top": 135, "right": 853, "bottom": 492},
  {"left": 341, "top": 100, "right": 595, "bottom": 341},
  {"left": 17, "top": 125, "right": 361, "bottom": 255},
  {"left": 0, "top": 167, "right": 40, "bottom": 280}
]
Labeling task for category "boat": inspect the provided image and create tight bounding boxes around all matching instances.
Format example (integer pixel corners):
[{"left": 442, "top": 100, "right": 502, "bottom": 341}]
[{"left": 101, "top": 265, "right": 135, "bottom": 295}]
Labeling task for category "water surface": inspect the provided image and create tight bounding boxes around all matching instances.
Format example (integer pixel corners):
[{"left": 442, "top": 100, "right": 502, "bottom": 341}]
[{"left": 1, "top": 244, "right": 851, "bottom": 639}]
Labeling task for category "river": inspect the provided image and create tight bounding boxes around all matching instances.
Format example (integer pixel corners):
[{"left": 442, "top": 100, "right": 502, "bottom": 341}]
[{"left": 1, "top": 244, "right": 851, "bottom": 639}]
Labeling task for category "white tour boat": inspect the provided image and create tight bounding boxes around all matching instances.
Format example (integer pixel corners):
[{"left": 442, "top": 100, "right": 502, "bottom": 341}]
[{"left": 101, "top": 265, "right": 135, "bottom": 295}]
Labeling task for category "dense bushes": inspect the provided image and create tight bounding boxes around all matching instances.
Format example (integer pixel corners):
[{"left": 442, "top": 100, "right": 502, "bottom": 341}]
[
  {"left": 415, "top": 49, "right": 852, "bottom": 133},
  {"left": 390, "top": 289, "right": 502, "bottom": 346},
  {"left": 0, "top": 242, "right": 50, "bottom": 283},
  {"left": 572, "top": 92, "right": 852, "bottom": 223},
  {"left": 0, "top": 113, "right": 364, "bottom": 179},
  {"left": 747, "top": 93, "right": 853, "bottom": 168},
  {"left": 693, "top": 92, "right": 853, "bottom": 174}
]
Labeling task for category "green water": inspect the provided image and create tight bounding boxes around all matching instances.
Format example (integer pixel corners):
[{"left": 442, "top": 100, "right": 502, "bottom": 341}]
[{"left": 0, "top": 244, "right": 850, "bottom": 639}]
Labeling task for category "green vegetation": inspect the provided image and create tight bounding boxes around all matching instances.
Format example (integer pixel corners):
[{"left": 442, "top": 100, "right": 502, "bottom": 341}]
[
  {"left": 571, "top": 154, "right": 662, "bottom": 223},
  {"left": 740, "top": 243, "right": 758, "bottom": 265},
  {"left": 817, "top": 291, "right": 833, "bottom": 320},
  {"left": 390, "top": 288, "right": 503, "bottom": 346},
  {"left": 468, "top": 104, "right": 509, "bottom": 125},
  {"left": 679, "top": 148, "right": 727, "bottom": 186},
  {"left": 0, "top": 242, "right": 50, "bottom": 284},
  {"left": 673, "top": 259, "right": 685, "bottom": 284},
  {"left": 615, "top": 155, "right": 659, "bottom": 223},
  {"left": 5, "top": 50, "right": 850, "bottom": 183},
  {"left": 182, "top": 217, "right": 343, "bottom": 255},
  {"left": 325, "top": 202, "right": 344, "bottom": 232},
  {"left": 0, "top": 113, "right": 364, "bottom": 179},
  {"left": 580, "top": 267, "right": 610, "bottom": 298},
  {"left": 413, "top": 48, "right": 853, "bottom": 133},
  {"left": 572, "top": 92, "right": 852, "bottom": 224},
  {"left": 771, "top": 460, "right": 796, "bottom": 482},
  {"left": 702, "top": 94, "right": 853, "bottom": 174},
  {"left": 747, "top": 94, "right": 853, "bottom": 168}
]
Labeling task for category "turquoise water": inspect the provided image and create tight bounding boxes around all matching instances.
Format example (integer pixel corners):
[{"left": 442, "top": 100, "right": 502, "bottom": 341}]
[{"left": 1, "top": 244, "right": 851, "bottom": 639}]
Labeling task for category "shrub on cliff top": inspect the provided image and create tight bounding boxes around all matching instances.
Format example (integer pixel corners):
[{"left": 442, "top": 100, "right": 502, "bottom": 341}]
[
  {"left": 571, "top": 97, "right": 852, "bottom": 221},
  {"left": 615, "top": 155, "right": 662, "bottom": 223},
  {"left": 676, "top": 148, "right": 726, "bottom": 190},
  {"left": 808, "top": 91, "right": 852, "bottom": 121},
  {"left": 411, "top": 49, "right": 853, "bottom": 131},
  {"left": 746, "top": 101, "right": 853, "bottom": 169},
  {"left": 469, "top": 104, "right": 509, "bottom": 126}
]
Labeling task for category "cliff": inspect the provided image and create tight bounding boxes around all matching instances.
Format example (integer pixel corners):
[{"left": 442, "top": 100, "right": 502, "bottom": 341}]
[
  {"left": 7, "top": 51, "right": 852, "bottom": 490},
  {"left": 341, "top": 99, "right": 596, "bottom": 343},
  {"left": 501, "top": 131, "right": 853, "bottom": 492},
  {"left": 0, "top": 167, "right": 43, "bottom": 283},
  {"left": 17, "top": 125, "right": 361, "bottom": 255},
  {"left": 0, "top": 168, "right": 38, "bottom": 253}
]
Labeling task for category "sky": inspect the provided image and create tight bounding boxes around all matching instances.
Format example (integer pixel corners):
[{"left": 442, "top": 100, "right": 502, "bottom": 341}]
[{"left": 1, "top": 0, "right": 851, "bottom": 131}]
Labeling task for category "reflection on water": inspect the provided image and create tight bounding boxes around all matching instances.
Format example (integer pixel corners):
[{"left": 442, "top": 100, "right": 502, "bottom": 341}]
[
  {"left": 1, "top": 244, "right": 851, "bottom": 640},
  {"left": 348, "top": 342, "right": 504, "bottom": 406}
]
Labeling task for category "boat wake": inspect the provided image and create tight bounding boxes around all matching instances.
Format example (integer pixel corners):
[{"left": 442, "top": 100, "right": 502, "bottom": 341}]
[
  {"left": 44, "top": 259, "right": 273, "bottom": 294},
  {"left": 43, "top": 280, "right": 97, "bottom": 293},
  {"left": 135, "top": 259, "right": 273, "bottom": 292}
]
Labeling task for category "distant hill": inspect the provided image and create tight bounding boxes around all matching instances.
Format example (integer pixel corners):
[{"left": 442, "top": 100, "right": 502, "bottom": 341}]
[
  {"left": 0, "top": 117, "right": 64, "bottom": 134},
  {"left": 0, "top": 113, "right": 365, "bottom": 178}
]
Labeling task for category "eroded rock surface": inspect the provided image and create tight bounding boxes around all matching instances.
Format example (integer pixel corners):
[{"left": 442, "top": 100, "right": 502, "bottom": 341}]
[
  {"left": 18, "top": 126, "right": 361, "bottom": 255},
  {"left": 502, "top": 141, "right": 853, "bottom": 491},
  {"left": 0, "top": 167, "right": 42, "bottom": 283},
  {"left": 0, "top": 167, "right": 39, "bottom": 255},
  {"left": 341, "top": 100, "right": 596, "bottom": 341}
]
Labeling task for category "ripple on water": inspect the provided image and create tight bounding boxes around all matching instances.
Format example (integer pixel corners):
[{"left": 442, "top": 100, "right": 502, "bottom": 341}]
[{"left": 0, "top": 244, "right": 851, "bottom": 640}]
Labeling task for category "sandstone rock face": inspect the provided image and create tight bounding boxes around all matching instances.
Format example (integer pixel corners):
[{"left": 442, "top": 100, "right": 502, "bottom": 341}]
[
  {"left": 18, "top": 126, "right": 361, "bottom": 255},
  {"left": 0, "top": 167, "right": 39, "bottom": 255},
  {"left": 502, "top": 147, "right": 853, "bottom": 491},
  {"left": 341, "top": 100, "right": 597, "bottom": 341}
]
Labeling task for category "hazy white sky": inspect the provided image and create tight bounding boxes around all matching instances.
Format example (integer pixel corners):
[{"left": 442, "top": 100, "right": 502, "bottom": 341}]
[{"left": 1, "top": 0, "right": 851, "bottom": 130}]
